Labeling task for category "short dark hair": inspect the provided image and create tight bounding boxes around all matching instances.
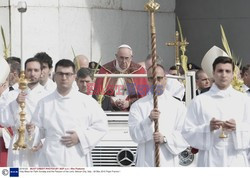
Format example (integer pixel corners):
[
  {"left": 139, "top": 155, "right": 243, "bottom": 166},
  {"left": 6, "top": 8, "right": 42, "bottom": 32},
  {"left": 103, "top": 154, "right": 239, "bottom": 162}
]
[
  {"left": 187, "top": 63, "right": 201, "bottom": 70},
  {"left": 195, "top": 69, "right": 205, "bottom": 80},
  {"left": 55, "top": 59, "right": 75, "bottom": 73},
  {"left": 241, "top": 64, "right": 250, "bottom": 77},
  {"left": 25, "top": 57, "right": 42, "bottom": 70},
  {"left": 169, "top": 65, "right": 177, "bottom": 70},
  {"left": 77, "top": 67, "right": 93, "bottom": 80},
  {"left": 6, "top": 56, "right": 21, "bottom": 64},
  {"left": 34, "top": 52, "right": 53, "bottom": 68},
  {"left": 212, "top": 56, "right": 235, "bottom": 72},
  {"left": 7, "top": 59, "right": 21, "bottom": 75},
  {"left": 169, "top": 65, "right": 184, "bottom": 75}
]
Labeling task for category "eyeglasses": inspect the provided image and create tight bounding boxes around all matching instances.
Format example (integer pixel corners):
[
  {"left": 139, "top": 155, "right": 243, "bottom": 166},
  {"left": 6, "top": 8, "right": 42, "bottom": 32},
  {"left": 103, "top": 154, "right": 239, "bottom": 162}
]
[
  {"left": 147, "top": 76, "right": 165, "bottom": 82},
  {"left": 56, "top": 72, "right": 74, "bottom": 78}
]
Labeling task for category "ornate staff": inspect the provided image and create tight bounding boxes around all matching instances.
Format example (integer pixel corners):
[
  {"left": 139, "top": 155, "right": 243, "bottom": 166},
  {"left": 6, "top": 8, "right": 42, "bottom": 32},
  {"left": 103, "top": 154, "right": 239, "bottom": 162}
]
[
  {"left": 13, "top": 1, "right": 28, "bottom": 150},
  {"left": 145, "top": 0, "right": 160, "bottom": 167},
  {"left": 166, "top": 31, "right": 189, "bottom": 76},
  {"left": 177, "top": 17, "right": 189, "bottom": 73}
]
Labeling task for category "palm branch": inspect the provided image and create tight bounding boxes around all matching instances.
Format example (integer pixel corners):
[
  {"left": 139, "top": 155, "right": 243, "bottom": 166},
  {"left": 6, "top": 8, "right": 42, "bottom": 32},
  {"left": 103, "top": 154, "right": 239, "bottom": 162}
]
[
  {"left": 71, "top": 46, "right": 80, "bottom": 71},
  {"left": 220, "top": 25, "right": 232, "bottom": 58},
  {"left": 1, "top": 26, "right": 9, "bottom": 59},
  {"left": 220, "top": 25, "right": 243, "bottom": 92},
  {"left": 177, "top": 17, "right": 188, "bottom": 73},
  {"left": 177, "top": 16, "right": 184, "bottom": 42},
  {"left": 93, "top": 57, "right": 102, "bottom": 75}
]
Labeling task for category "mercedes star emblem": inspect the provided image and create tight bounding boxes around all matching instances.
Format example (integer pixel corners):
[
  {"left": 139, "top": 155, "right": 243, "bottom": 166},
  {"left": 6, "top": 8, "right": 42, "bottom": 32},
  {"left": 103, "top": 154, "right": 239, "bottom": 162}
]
[{"left": 117, "top": 149, "right": 135, "bottom": 166}]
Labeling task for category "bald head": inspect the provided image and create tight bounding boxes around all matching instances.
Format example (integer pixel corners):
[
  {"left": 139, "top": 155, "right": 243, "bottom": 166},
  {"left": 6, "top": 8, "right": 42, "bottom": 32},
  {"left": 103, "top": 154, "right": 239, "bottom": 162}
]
[
  {"left": 147, "top": 65, "right": 165, "bottom": 78},
  {"left": 74, "top": 55, "right": 89, "bottom": 71}
]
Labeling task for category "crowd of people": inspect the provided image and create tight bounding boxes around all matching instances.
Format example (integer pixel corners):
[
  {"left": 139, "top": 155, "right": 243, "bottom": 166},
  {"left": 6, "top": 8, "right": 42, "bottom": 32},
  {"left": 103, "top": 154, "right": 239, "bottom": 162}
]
[{"left": 1, "top": 44, "right": 250, "bottom": 167}]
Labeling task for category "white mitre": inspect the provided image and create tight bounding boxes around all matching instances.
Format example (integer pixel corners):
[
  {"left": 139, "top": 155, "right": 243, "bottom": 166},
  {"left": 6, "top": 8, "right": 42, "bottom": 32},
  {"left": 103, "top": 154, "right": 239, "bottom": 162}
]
[
  {"left": 0, "top": 57, "right": 10, "bottom": 84},
  {"left": 201, "top": 46, "right": 228, "bottom": 78}
]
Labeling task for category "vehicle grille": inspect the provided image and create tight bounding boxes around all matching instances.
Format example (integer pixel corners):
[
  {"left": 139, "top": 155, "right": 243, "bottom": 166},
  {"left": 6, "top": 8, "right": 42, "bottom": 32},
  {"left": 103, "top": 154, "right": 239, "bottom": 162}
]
[{"left": 92, "top": 146, "right": 137, "bottom": 167}]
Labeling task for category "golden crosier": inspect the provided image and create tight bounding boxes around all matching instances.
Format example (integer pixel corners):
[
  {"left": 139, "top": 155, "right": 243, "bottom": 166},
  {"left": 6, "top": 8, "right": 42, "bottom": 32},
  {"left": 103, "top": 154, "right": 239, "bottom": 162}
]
[
  {"left": 180, "top": 39, "right": 189, "bottom": 73},
  {"left": 177, "top": 17, "right": 189, "bottom": 74},
  {"left": 144, "top": 0, "right": 160, "bottom": 12},
  {"left": 13, "top": 71, "right": 28, "bottom": 150},
  {"left": 181, "top": 53, "right": 188, "bottom": 73},
  {"left": 167, "top": 31, "right": 189, "bottom": 76}
]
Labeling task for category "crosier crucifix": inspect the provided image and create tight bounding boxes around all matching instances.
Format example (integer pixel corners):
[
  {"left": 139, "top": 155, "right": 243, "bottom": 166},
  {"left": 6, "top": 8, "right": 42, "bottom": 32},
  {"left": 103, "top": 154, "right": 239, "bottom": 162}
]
[{"left": 166, "top": 31, "right": 189, "bottom": 76}]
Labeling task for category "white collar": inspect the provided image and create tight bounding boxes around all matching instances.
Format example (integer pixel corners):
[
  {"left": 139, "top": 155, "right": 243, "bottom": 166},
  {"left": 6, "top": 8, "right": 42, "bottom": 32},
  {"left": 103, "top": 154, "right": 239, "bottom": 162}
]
[
  {"left": 209, "top": 83, "right": 234, "bottom": 97},
  {"left": 12, "top": 83, "right": 19, "bottom": 90},
  {"left": 55, "top": 87, "right": 76, "bottom": 99},
  {"left": 148, "top": 89, "right": 171, "bottom": 100},
  {"left": 26, "top": 83, "right": 44, "bottom": 93}
]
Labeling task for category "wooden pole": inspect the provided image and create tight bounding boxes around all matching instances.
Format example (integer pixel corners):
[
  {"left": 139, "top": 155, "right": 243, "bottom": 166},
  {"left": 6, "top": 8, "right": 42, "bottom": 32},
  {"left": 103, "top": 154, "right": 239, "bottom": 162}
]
[{"left": 145, "top": 0, "right": 160, "bottom": 167}]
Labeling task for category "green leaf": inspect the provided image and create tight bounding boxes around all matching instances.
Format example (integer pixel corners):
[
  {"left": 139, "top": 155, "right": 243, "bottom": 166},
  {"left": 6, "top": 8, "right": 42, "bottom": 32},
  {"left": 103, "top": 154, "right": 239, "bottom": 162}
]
[
  {"left": 71, "top": 46, "right": 76, "bottom": 58},
  {"left": 220, "top": 25, "right": 232, "bottom": 57},
  {"left": 93, "top": 57, "right": 102, "bottom": 75},
  {"left": 71, "top": 46, "right": 80, "bottom": 70},
  {"left": 177, "top": 16, "right": 184, "bottom": 42},
  {"left": 1, "top": 26, "right": 7, "bottom": 49}
]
